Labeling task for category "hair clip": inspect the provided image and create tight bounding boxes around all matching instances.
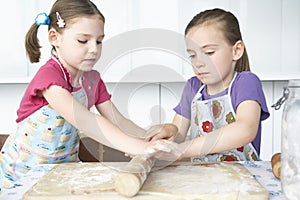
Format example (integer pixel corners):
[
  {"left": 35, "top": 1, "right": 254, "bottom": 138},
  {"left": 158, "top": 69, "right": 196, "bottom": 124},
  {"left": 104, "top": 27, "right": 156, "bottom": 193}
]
[
  {"left": 56, "top": 12, "right": 65, "bottom": 28},
  {"left": 35, "top": 13, "right": 50, "bottom": 26}
]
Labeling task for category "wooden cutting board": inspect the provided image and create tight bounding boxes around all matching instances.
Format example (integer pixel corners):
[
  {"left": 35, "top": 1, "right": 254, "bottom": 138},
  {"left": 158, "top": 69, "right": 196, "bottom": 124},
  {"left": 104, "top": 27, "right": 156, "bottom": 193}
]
[{"left": 23, "top": 162, "right": 269, "bottom": 200}]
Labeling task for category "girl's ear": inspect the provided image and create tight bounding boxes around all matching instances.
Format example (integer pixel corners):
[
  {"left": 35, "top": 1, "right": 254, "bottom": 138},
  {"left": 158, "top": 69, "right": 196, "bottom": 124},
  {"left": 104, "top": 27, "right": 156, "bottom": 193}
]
[
  {"left": 232, "top": 40, "right": 244, "bottom": 61},
  {"left": 48, "top": 28, "right": 59, "bottom": 47}
]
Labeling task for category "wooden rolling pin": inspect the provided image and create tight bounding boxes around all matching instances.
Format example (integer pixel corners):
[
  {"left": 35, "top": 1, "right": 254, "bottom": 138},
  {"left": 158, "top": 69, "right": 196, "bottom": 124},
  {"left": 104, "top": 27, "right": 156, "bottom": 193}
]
[
  {"left": 271, "top": 152, "right": 281, "bottom": 179},
  {"left": 114, "top": 155, "right": 155, "bottom": 197}
]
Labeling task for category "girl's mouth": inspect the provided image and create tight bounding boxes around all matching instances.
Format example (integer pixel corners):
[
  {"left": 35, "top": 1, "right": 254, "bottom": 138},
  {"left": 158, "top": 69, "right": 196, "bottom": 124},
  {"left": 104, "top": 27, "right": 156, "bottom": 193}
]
[{"left": 198, "top": 72, "right": 209, "bottom": 76}]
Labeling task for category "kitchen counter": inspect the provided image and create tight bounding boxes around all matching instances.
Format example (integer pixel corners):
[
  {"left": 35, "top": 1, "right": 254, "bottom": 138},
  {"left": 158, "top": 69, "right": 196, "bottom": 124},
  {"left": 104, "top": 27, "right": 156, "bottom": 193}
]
[{"left": 0, "top": 161, "right": 285, "bottom": 200}]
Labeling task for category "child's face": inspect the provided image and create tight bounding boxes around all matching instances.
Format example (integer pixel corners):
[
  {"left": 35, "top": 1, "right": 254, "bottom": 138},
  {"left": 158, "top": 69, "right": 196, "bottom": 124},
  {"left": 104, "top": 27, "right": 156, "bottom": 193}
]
[
  {"left": 52, "top": 15, "right": 104, "bottom": 75},
  {"left": 185, "top": 24, "right": 236, "bottom": 93}
]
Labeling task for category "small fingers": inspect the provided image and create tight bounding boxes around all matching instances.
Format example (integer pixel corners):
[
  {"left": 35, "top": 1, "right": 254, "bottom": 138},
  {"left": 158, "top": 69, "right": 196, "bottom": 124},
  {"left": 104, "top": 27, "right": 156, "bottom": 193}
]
[{"left": 148, "top": 132, "right": 166, "bottom": 141}]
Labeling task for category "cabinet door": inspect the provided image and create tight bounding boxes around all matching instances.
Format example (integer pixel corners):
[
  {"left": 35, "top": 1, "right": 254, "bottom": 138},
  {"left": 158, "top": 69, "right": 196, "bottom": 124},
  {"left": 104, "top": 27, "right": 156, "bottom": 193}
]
[
  {"left": 0, "top": 0, "right": 33, "bottom": 78},
  {"left": 107, "top": 83, "right": 160, "bottom": 129},
  {"left": 97, "top": 0, "right": 129, "bottom": 39},
  {"left": 160, "top": 82, "right": 185, "bottom": 124},
  {"left": 129, "top": 0, "right": 179, "bottom": 31},
  {"left": 95, "top": 0, "right": 132, "bottom": 81},
  {"left": 0, "top": 84, "right": 28, "bottom": 132},
  {"left": 281, "top": 0, "right": 300, "bottom": 74},
  {"left": 0, "top": 0, "right": 56, "bottom": 78},
  {"left": 232, "top": 0, "right": 282, "bottom": 77},
  {"left": 260, "top": 81, "right": 273, "bottom": 160},
  {"left": 128, "top": 0, "right": 183, "bottom": 79}
]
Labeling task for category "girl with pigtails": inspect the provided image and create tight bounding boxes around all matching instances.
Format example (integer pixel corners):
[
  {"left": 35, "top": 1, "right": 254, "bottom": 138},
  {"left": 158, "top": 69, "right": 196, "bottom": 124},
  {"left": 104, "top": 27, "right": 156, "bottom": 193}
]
[{"left": 0, "top": 0, "right": 177, "bottom": 190}]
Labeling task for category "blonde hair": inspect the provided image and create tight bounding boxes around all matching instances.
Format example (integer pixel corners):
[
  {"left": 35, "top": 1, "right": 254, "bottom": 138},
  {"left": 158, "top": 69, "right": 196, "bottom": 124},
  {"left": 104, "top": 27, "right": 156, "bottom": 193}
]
[
  {"left": 25, "top": 0, "right": 105, "bottom": 63},
  {"left": 185, "top": 8, "right": 250, "bottom": 72}
]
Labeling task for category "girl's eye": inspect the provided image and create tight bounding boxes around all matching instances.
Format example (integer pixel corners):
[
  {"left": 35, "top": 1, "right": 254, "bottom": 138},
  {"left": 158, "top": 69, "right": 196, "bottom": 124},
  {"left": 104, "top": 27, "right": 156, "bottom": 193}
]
[
  {"left": 97, "top": 41, "right": 102, "bottom": 45},
  {"left": 205, "top": 51, "right": 215, "bottom": 55},
  {"left": 78, "top": 40, "right": 87, "bottom": 44},
  {"left": 188, "top": 54, "right": 195, "bottom": 59}
]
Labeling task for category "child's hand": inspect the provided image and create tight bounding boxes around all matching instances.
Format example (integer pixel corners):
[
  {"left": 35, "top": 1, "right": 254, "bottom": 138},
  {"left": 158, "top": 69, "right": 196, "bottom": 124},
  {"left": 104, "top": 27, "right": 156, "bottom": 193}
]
[
  {"left": 124, "top": 139, "right": 192, "bottom": 171},
  {"left": 145, "top": 124, "right": 178, "bottom": 142},
  {"left": 144, "top": 139, "right": 188, "bottom": 162},
  {"left": 124, "top": 139, "right": 178, "bottom": 159}
]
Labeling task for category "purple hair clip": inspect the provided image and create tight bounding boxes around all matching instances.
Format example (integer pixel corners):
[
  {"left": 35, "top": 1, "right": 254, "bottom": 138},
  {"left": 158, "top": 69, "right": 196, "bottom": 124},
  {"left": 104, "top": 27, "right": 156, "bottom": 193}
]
[
  {"left": 56, "top": 12, "right": 65, "bottom": 28},
  {"left": 35, "top": 13, "right": 50, "bottom": 26}
]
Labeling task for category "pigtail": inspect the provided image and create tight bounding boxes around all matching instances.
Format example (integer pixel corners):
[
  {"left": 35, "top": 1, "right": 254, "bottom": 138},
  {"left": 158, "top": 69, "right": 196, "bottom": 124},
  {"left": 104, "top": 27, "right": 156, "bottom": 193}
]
[
  {"left": 25, "top": 0, "right": 105, "bottom": 64},
  {"left": 25, "top": 23, "right": 42, "bottom": 63}
]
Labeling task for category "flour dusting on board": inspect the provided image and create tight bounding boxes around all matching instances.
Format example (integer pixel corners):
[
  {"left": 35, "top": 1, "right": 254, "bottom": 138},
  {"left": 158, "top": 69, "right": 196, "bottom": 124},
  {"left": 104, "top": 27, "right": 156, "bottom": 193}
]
[
  {"left": 32, "top": 162, "right": 121, "bottom": 195},
  {"left": 141, "top": 163, "right": 268, "bottom": 199},
  {"left": 23, "top": 162, "right": 269, "bottom": 200}
]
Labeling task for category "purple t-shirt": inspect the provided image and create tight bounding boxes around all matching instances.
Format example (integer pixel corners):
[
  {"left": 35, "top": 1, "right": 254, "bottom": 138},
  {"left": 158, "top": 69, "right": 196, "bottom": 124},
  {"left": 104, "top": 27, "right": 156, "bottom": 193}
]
[
  {"left": 174, "top": 71, "right": 270, "bottom": 155},
  {"left": 16, "top": 58, "right": 111, "bottom": 123}
]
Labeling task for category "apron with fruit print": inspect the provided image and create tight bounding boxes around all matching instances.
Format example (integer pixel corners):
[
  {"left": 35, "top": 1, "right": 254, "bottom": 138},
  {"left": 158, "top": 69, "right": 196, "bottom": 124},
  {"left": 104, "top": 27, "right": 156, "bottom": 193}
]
[
  {"left": 189, "top": 73, "right": 259, "bottom": 162},
  {"left": 0, "top": 56, "right": 88, "bottom": 190}
]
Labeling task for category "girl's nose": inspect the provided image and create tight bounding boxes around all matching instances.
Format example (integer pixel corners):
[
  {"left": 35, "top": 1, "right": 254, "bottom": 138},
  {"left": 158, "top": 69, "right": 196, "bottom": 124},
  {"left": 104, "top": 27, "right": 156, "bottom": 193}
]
[
  {"left": 193, "top": 62, "right": 205, "bottom": 69},
  {"left": 193, "top": 55, "right": 205, "bottom": 69},
  {"left": 88, "top": 42, "right": 98, "bottom": 53}
]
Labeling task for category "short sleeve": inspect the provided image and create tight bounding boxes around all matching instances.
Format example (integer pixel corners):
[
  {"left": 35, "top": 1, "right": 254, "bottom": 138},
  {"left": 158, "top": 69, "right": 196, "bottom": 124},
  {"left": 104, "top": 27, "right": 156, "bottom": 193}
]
[
  {"left": 30, "top": 65, "right": 71, "bottom": 97},
  {"left": 16, "top": 60, "right": 71, "bottom": 122},
  {"left": 173, "top": 77, "right": 202, "bottom": 119},
  {"left": 80, "top": 70, "right": 111, "bottom": 108},
  {"left": 94, "top": 76, "right": 111, "bottom": 105},
  {"left": 231, "top": 72, "right": 270, "bottom": 121}
]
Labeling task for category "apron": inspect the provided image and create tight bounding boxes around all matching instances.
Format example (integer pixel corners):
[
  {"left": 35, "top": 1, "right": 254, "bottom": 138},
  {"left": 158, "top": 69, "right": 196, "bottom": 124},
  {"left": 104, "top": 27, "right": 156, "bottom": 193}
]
[
  {"left": 190, "top": 73, "right": 259, "bottom": 162},
  {"left": 0, "top": 56, "right": 88, "bottom": 189}
]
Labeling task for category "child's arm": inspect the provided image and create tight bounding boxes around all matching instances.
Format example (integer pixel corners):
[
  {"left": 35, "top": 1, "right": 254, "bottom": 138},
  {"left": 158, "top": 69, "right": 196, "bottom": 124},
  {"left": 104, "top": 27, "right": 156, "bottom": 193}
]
[
  {"left": 149, "top": 114, "right": 190, "bottom": 143},
  {"left": 42, "top": 85, "right": 152, "bottom": 155},
  {"left": 96, "top": 101, "right": 178, "bottom": 143},
  {"left": 150, "top": 100, "right": 261, "bottom": 161},
  {"left": 180, "top": 100, "right": 261, "bottom": 159},
  {"left": 144, "top": 123, "right": 179, "bottom": 141},
  {"left": 95, "top": 100, "right": 147, "bottom": 138}
]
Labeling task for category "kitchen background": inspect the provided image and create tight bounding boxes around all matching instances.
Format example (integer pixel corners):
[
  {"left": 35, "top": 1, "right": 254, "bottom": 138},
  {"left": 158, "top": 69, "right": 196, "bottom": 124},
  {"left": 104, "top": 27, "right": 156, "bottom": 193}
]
[{"left": 0, "top": 0, "right": 299, "bottom": 161}]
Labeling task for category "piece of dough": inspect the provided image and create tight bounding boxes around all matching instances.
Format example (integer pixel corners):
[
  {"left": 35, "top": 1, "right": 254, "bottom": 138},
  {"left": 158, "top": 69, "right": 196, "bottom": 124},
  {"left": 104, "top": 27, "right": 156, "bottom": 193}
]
[
  {"left": 114, "top": 156, "right": 154, "bottom": 197},
  {"left": 24, "top": 162, "right": 121, "bottom": 198},
  {"left": 23, "top": 162, "right": 269, "bottom": 200},
  {"left": 114, "top": 173, "right": 140, "bottom": 197}
]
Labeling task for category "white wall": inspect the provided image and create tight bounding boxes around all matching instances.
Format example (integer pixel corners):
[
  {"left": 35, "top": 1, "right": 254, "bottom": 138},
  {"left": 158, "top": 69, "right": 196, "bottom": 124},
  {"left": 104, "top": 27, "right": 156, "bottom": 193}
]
[{"left": 1, "top": 0, "right": 299, "bottom": 81}]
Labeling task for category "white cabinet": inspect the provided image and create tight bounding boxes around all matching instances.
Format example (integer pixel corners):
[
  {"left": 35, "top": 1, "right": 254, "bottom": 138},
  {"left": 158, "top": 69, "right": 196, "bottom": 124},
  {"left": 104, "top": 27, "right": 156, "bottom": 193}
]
[
  {"left": 107, "top": 83, "right": 160, "bottom": 129},
  {"left": 0, "top": 0, "right": 32, "bottom": 78},
  {"left": 281, "top": 0, "right": 300, "bottom": 74},
  {"left": 238, "top": 0, "right": 282, "bottom": 77},
  {"left": 260, "top": 81, "right": 275, "bottom": 160},
  {"left": 160, "top": 82, "right": 185, "bottom": 123},
  {"left": 98, "top": 0, "right": 183, "bottom": 82},
  {"left": 1, "top": 0, "right": 299, "bottom": 81},
  {"left": 0, "top": 0, "right": 55, "bottom": 80},
  {"left": 0, "top": 84, "right": 28, "bottom": 133}
]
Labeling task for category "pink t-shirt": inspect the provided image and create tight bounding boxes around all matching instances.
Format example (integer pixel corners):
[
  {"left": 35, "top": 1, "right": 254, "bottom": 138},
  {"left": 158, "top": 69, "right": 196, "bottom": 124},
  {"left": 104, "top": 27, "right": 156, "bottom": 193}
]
[{"left": 16, "top": 58, "right": 111, "bottom": 123}]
